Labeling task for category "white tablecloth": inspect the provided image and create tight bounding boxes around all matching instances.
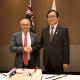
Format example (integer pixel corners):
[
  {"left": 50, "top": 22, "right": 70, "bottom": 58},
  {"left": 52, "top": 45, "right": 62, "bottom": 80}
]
[
  {"left": 42, "top": 74, "right": 80, "bottom": 80},
  {"left": 0, "top": 73, "right": 7, "bottom": 80},
  {"left": 0, "top": 73, "right": 80, "bottom": 80}
]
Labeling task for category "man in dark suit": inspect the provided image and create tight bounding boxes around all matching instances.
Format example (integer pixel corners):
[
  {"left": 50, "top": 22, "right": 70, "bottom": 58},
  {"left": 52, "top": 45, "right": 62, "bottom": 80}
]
[
  {"left": 39, "top": 10, "right": 70, "bottom": 74},
  {"left": 10, "top": 18, "right": 40, "bottom": 68}
]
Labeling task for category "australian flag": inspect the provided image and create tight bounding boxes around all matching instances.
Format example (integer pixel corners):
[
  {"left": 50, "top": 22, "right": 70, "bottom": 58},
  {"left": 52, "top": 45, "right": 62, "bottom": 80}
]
[
  {"left": 8, "top": 68, "right": 16, "bottom": 78},
  {"left": 25, "top": 0, "right": 35, "bottom": 32}
]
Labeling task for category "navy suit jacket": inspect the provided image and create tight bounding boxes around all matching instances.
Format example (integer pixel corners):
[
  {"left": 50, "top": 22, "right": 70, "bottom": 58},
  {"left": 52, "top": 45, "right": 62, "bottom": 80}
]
[
  {"left": 10, "top": 31, "right": 40, "bottom": 68},
  {"left": 40, "top": 25, "right": 70, "bottom": 68}
]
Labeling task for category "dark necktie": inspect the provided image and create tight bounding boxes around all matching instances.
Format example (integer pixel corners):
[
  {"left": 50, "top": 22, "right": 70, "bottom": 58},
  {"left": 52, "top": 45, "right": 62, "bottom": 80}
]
[
  {"left": 50, "top": 27, "right": 54, "bottom": 41},
  {"left": 23, "top": 33, "right": 28, "bottom": 65}
]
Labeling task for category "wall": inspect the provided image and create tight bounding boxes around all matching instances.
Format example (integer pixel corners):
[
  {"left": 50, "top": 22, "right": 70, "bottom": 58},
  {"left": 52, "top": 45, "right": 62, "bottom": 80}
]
[
  {"left": 0, "top": 0, "right": 80, "bottom": 72},
  {"left": 0, "top": 0, "right": 26, "bottom": 71}
]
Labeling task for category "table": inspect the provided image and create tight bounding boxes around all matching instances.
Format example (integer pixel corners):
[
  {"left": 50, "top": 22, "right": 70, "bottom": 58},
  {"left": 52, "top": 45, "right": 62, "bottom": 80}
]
[
  {"left": 0, "top": 73, "right": 80, "bottom": 80},
  {"left": 42, "top": 74, "right": 80, "bottom": 80}
]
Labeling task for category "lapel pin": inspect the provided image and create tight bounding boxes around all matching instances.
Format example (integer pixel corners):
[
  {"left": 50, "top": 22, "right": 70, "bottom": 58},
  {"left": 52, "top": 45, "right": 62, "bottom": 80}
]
[{"left": 56, "top": 31, "right": 57, "bottom": 34}]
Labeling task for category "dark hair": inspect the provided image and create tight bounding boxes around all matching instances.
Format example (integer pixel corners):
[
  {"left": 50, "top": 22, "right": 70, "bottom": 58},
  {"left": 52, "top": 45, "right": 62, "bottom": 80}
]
[{"left": 47, "top": 10, "right": 59, "bottom": 18}]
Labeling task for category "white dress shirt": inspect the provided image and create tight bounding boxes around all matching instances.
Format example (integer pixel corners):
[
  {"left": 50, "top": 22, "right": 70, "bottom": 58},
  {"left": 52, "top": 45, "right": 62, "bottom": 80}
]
[
  {"left": 22, "top": 31, "right": 31, "bottom": 60},
  {"left": 50, "top": 23, "right": 57, "bottom": 35}
]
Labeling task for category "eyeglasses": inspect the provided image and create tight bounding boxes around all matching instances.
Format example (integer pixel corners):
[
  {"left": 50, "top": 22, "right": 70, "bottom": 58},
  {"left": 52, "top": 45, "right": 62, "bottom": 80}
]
[
  {"left": 48, "top": 15, "right": 56, "bottom": 18},
  {"left": 21, "top": 24, "right": 30, "bottom": 26}
]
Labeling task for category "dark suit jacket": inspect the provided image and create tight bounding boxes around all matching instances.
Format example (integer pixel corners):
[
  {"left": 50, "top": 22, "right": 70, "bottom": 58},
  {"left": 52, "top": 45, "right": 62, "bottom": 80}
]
[
  {"left": 40, "top": 25, "right": 70, "bottom": 68},
  {"left": 10, "top": 31, "right": 40, "bottom": 68}
]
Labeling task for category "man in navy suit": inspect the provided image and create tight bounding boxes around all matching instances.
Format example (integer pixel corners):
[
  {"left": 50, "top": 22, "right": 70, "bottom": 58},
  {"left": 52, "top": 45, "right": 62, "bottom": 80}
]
[
  {"left": 39, "top": 10, "right": 70, "bottom": 74},
  {"left": 10, "top": 18, "right": 40, "bottom": 68}
]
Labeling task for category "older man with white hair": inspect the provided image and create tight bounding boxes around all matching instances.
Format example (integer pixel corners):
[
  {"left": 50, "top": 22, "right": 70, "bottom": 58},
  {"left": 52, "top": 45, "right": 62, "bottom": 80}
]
[{"left": 10, "top": 18, "right": 40, "bottom": 68}]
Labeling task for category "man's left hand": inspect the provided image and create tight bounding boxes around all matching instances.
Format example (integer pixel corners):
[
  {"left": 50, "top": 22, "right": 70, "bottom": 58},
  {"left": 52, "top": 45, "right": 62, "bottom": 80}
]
[{"left": 63, "top": 64, "right": 70, "bottom": 71}]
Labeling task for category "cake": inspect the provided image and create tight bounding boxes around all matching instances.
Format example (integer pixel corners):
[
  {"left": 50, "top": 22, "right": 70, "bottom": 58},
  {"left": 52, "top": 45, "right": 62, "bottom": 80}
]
[{"left": 7, "top": 68, "right": 42, "bottom": 80}]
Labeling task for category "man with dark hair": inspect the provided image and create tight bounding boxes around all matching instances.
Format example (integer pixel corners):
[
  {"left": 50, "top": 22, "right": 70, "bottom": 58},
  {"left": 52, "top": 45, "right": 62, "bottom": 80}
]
[{"left": 39, "top": 10, "right": 70, "bottom": 74}]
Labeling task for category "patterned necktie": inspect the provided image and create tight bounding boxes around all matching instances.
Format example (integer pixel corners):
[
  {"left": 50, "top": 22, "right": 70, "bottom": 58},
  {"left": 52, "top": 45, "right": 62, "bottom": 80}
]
[
  {"left": 50, "top": 27, "right": 54, "bottom": 41},
  {"left": 23, "top": 33, "right": 28, "bottom": 65}
]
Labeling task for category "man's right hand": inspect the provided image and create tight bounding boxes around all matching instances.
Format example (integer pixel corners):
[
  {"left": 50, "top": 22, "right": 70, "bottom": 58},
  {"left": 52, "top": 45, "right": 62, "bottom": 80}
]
[{"left": 24, "top": 47, "right": 32, "bottom": 53}]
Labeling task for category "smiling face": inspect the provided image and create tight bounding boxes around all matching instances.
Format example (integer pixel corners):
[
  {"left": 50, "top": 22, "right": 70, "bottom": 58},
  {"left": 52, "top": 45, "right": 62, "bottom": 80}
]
[
  {"left": 47, "top": 11, "right": 59, "bottom": 26},
  {"left": 20, "top": 18, "right": 30, "bottom": 33}
]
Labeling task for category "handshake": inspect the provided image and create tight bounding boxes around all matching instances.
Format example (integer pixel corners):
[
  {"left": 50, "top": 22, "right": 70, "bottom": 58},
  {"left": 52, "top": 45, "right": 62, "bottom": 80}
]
[{"left": 24, "top": 46, "right": 32, "bottom": 54}]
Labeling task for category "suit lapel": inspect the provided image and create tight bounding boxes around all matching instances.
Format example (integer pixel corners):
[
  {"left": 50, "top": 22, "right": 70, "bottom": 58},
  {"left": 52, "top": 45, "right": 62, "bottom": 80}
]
[
  {"left": 19, "top": 32, "right": 23, "bottom": 46},
  {"left": 52, "top": 25, "right": 61, "bottom": 41},
  {"left": 30, "top": 32, "right": 35, "bottom": 45},
  {"left": 30, "top": 32, "right": 33, "bottom": 45}
]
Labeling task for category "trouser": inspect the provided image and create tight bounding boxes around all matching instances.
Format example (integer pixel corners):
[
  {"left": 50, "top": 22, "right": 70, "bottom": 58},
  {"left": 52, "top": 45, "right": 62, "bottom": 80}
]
[
  {"left": 45, "top": 65, "right": 63, "bottom": 74},
  {"left": 23, "top": 60, "right": 32, "bottom": 68}
]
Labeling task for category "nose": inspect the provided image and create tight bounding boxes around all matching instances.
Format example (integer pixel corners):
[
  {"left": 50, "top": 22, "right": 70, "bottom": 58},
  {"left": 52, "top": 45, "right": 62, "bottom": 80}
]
[{"left": 24, "top": 24, "right": 27, "bottom": 27}]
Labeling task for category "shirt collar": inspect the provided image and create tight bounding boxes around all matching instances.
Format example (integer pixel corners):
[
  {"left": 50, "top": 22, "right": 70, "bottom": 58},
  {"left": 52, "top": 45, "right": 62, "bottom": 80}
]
[
  {"left": 22, "top": 31, "right": 30, "bottom": 35},
  {"left": 50, "top": 23, "right": 58, "bottom": 29}
]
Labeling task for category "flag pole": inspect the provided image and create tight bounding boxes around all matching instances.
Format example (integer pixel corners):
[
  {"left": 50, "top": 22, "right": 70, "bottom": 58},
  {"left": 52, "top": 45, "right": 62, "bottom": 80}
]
[{"left": 52, "top": 0, "right": 56, "bottom": 10}]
